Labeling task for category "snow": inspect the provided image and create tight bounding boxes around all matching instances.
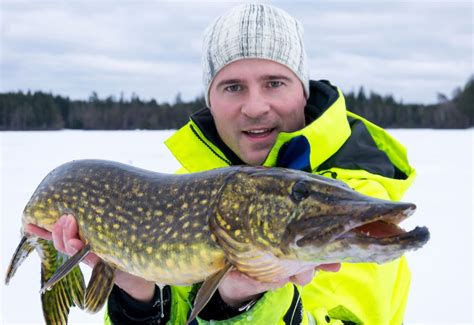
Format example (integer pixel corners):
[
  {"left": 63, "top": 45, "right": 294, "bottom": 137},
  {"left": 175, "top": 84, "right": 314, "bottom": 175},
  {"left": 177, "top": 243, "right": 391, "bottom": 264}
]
[{"left": 0, "top": 129, "right": 472, "bottom": 324}]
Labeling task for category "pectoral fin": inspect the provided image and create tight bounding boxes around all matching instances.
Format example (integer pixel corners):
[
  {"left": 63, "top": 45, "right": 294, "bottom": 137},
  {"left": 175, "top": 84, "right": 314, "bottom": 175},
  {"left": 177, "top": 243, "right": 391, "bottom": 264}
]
[
  {"left": 186, "top": 262, "right": 233, "bottom": 325},
  {"left": 5, "top": 235, "right": 34, "bottom": 285},
  {"left": 41, "top": 244, "right": 91, "bottom": 294},
  {"left": 85, "top": 260, "right": 116, "bottom": 313}
]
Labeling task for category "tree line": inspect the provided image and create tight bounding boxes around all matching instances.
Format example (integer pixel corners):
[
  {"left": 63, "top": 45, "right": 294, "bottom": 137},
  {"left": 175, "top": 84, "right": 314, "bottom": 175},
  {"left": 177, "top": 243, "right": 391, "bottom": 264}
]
[{"left": 0, "top": 77, "right": 472, "bottom": 130}]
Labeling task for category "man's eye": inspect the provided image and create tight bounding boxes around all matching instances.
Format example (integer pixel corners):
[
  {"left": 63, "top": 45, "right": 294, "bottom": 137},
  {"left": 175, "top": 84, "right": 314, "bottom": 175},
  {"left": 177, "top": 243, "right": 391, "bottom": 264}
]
[
  {"left": 268, "top": 81, "right": 283, "bottom": 88},
  {"left": 225, "top": 85, "right": 242, "bottom": 92}
]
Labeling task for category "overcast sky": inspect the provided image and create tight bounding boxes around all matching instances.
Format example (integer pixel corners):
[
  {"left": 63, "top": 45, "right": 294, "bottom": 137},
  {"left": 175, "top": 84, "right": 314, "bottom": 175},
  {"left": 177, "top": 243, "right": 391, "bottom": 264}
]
[{"left": 1, "top": 0, "right": 472, "bottom": 104}]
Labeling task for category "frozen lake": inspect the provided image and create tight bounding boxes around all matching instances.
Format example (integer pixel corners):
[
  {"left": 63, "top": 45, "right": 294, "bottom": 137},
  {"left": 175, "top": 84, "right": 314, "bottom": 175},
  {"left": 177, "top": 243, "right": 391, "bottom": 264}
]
[{"left": 1, "top": 129, "right": 472, "bottom": 324}]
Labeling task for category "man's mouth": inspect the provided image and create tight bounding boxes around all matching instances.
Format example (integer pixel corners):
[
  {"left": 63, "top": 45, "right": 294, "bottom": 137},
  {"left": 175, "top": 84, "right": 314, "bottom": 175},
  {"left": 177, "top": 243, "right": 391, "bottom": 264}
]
[{"left": 243, "top": 128, "right": 275, "bottom": 138}]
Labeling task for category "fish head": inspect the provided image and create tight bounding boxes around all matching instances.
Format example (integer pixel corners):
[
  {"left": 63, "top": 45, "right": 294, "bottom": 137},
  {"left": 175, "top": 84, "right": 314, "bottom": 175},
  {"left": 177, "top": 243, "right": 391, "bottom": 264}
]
[{"left": 212, "top": 166, "right": 430, "bottom": 269}]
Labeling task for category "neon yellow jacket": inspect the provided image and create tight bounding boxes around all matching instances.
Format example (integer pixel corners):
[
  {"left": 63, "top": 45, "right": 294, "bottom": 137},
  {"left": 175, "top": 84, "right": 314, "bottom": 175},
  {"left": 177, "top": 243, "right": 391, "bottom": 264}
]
[{"left": 161, "top": 80, "right": 416, "bottom": 325}]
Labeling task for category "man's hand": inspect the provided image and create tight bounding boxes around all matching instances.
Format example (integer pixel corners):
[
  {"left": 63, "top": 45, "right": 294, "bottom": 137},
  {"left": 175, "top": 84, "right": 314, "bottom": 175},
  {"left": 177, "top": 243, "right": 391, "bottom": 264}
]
[
  {"left": 25, "top": 215, "right": 156, "bottom": 303},
  {"left": 218, "top": 261, "right": 341, "bottom": 308}
]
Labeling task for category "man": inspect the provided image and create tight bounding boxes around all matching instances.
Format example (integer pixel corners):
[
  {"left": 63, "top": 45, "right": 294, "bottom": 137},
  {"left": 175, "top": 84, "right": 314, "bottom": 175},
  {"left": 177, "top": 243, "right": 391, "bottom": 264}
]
[{"left": 27, "top": 3, "right": 416, "bottom": 324}]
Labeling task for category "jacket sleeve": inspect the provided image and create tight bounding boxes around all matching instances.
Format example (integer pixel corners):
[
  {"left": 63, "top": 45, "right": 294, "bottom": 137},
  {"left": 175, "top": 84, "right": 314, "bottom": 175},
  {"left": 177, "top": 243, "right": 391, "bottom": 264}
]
[
  {"left": 104, "top": 285, "right": 171, "bottom": 324},
  {"left": 194, "top": 283, "right": 309, "bottom": 324}
]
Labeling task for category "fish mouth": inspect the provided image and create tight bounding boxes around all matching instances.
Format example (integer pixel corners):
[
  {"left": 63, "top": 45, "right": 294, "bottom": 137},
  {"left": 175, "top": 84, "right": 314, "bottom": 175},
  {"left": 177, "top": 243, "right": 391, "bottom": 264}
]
[
  {"left": 337, "top": 220, "right": 430, "bottom": 246},
  {"left": 289, "top": 202, "right": 430, "bottom": 263}
]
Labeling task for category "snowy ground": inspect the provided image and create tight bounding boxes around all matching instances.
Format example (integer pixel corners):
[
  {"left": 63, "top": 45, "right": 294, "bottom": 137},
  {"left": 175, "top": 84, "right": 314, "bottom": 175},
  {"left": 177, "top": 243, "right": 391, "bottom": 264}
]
[{"left": 0, "top": 129, "right": 472, "bottom": 324}]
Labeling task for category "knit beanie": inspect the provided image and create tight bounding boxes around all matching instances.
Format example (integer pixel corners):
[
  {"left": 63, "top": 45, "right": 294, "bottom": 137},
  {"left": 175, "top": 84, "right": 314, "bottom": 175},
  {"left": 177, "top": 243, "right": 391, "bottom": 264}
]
[{"left": 202, "top": 3, "right": 309, "bottom": 107}]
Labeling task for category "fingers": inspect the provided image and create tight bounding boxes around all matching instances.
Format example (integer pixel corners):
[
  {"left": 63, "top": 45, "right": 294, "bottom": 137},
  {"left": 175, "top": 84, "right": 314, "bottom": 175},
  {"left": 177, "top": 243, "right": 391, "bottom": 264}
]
[
  {"left": 52, "top": 216, "right": 68, "bottom": 253},
  {"left": 25, "top": 215, "right": 99, "bottom": 268},
  {"left": 316, "top": 263, "right": 341, "bottom": 272},
  {"left": 62, "top": 215, "right": 80, "bottom": 255},
  {"left": 24, "top": 224, "right": 53, "bottom": 240}
]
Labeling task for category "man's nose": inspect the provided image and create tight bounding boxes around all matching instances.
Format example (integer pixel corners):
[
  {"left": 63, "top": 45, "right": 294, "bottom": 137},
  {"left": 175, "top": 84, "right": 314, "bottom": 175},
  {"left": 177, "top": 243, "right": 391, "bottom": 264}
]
[{"left": 241, "top": 90, "right": 270, "bottom": 118}]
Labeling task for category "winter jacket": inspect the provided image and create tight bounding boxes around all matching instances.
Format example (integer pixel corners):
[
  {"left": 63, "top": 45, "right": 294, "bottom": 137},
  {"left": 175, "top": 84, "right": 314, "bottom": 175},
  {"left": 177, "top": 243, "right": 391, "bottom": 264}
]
[{"left": 105, "top": 80, "right": 416, "bottom": 325}]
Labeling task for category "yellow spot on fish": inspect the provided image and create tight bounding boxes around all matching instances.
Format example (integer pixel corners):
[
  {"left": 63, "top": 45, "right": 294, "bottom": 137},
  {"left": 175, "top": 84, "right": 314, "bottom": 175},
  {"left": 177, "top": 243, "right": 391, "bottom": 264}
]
[
  {"left": 98, "top": 233, "right": 104, "bottom": 240},
  {"left": 181, "top": 203, "right": 188, "bottom": 209},
  {"left": 201, "top": 199, "right": 208, "bottom": 205},
  {"left": 234, "top": 230, "right": 241, "bottom": 237},
  {"left": 62, "top": 189, "right": 68, "bottom": 194},
  {"left": 104, "top": 184, "right": 110, "bottom": 190},
  {"left": 131, "top": 224, "right": 138, "bottom": 231},
  {"left": 81, "top": 191, "right": 87, "bottom": 197},
  {"left": 146, "top": 247, "right": 153, "bottom": 254},
  {"left": 166, "top": 259, "right": 174, "bottom": 268},
  {"left": 195, "top": 233, "right": 203, "bottom": 239},
  {"left": 145, "top": 224, "right": 151, "bottom": 230},
  {"left": 72, "top": 196, "right": 78, "bottom": 201},
  {"left": 113, "top": 224, "right": 120, "bottom": 229},
  {"left": 165, "top": 227, "right": 172, "bottom": 234},
  {"left": 96, "top": 217, "right": 102, "bottom": 223},
  {"left": 172, "top": 232, "right": 178, "bottom": 239},
  {"left": 137, "top": 207, "right": 144, "bottom": 212},
  {"left": 183, "top": 221, "right": 190, "bottom": 229},
  {"left": 98, "top": 198, "right": 106, "bottom": 204},
  {"left": 154, "top": 211, "right": 163, "bottom": 217},
  {"left": 131, "top": 235, "right": 136, "bottom": 243},
  {"left": 117, "top": 241, "right": 123, "bottom": 248}
]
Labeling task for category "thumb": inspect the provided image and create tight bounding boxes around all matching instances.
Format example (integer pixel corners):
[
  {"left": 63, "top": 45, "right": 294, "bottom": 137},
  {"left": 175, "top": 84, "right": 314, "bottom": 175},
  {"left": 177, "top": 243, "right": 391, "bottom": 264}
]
[{"left": 290, "top": 268, "right": 315, "bottom": 286}]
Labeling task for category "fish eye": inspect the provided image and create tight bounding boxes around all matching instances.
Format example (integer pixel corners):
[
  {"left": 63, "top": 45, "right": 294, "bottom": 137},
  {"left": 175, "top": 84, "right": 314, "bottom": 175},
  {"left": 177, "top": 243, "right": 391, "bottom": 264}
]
[{"left": 291, "top": 181, "right": 310, "bottom": 202}]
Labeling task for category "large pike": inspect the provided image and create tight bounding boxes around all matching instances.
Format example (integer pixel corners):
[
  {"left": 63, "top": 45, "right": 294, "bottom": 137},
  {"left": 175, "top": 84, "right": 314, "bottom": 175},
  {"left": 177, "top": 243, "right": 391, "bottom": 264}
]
[{"left": 5, "top": 159, "right": 429, "bottom": 324}]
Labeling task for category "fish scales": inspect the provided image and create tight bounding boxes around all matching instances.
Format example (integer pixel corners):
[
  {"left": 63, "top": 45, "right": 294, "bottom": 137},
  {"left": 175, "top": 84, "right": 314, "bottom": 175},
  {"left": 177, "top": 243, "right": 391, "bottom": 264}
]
[
  {"left": 23, "top": 160, "right": 227, "bottom": 285},
  {"left": 6, "top": 159, "right": 430, "bottom": 324}
]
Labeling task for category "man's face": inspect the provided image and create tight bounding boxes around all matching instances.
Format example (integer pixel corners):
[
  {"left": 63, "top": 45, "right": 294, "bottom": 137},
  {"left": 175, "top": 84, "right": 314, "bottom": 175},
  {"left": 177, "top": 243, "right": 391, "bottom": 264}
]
[{"left": 208, "top": 59, "right": 307, "bottom": 166}]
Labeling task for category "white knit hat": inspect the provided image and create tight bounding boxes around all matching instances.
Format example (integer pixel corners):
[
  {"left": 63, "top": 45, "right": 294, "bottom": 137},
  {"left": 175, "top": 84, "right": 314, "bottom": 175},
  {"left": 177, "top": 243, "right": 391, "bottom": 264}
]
[{"left": 202, "top": 3, "right": 309, "bottom": 107}]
